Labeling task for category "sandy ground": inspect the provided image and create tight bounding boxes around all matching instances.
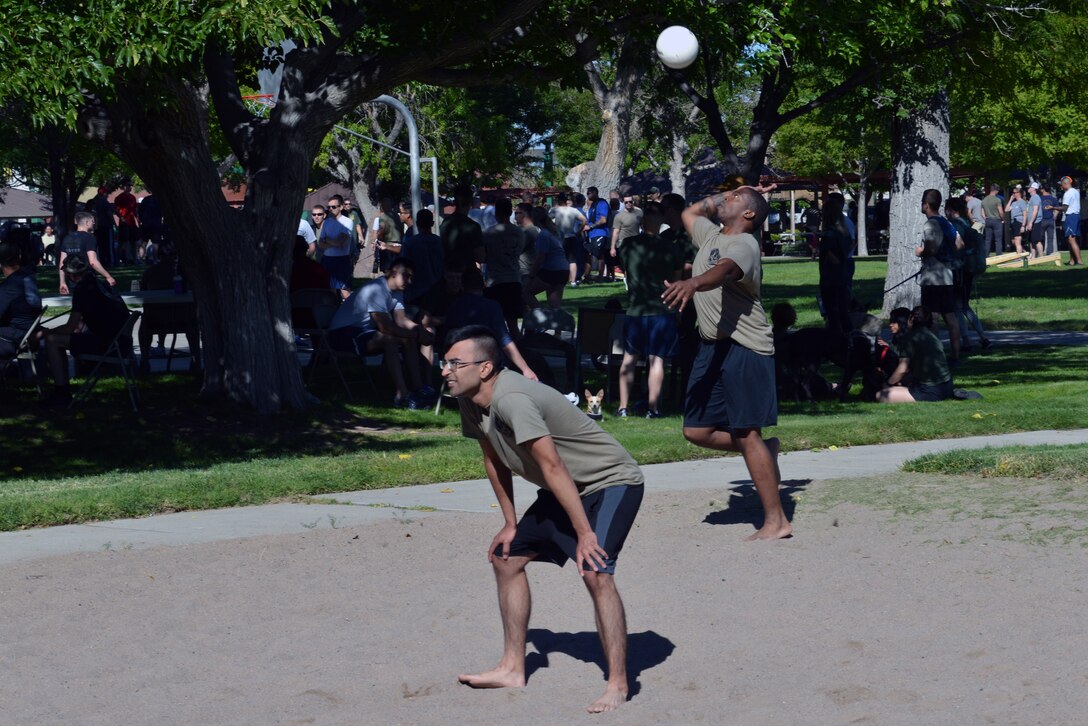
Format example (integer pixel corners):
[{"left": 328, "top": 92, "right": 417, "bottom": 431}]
[{"left": 2, "top": 483, "right": 1085, "bottom": 726}]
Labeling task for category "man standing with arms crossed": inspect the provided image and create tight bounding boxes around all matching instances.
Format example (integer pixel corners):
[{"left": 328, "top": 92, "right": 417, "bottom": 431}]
[
  {"left": 448, "top": 325, "right": 644, "bottom": 713},
  {"left": 662, "top": 187, "right": 790, "bottom": 540}
]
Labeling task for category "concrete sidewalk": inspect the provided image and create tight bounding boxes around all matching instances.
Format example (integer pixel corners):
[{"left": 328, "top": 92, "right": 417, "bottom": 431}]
[{"left": 3, "top": 428, "right": 1086, "bottom": 566}]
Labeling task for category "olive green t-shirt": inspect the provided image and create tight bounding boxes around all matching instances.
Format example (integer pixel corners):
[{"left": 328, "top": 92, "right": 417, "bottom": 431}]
[
  {"left": 618, "top": 232, "right": 684, "bottom": 316},
  {"left": 460, "top": 371, "right": 644, "bottom": 496},
  {"left": 689, "top": 216, "right": 774, "bottom": 355},
  {"left": 980, "top": 194, "right": 1003, "bottom": 220},
  {"left": 377, "top": 212, "right": 401, "bottom": 244},
  {"left": 895, "top": 327, "right": 951, "bottom": 386}
]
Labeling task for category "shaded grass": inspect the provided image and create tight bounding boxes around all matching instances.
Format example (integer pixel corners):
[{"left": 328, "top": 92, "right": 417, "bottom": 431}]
[{"left": 902, "top": 444, "right": 1088, "bottom": 479}]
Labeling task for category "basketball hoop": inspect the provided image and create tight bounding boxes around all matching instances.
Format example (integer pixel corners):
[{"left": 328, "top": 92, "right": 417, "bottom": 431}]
[{"left": 242, "top": 94, "right": 275, "bottom": 117}]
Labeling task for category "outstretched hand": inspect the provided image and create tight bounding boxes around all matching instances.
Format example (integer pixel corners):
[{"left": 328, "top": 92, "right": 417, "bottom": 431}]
[{"left": 661, "top": 277, "right": 698, "bottom": 312}]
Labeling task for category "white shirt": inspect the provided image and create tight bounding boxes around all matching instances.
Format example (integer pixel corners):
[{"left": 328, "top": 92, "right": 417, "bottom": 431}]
[
  {"left": 1063, "top": 188, "right": 1081, "bottom": 216},
  {"left": 297, "top": 218, "right": 316, "bottom": 245}
]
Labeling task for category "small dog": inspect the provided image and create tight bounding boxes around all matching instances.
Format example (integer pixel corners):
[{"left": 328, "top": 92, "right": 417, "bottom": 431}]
[{"left": 584, "top": 389, "right": 605, "bottom": 421}]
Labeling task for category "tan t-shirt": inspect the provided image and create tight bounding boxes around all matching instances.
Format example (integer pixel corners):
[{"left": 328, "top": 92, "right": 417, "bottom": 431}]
[
  {"left": 611, "top": 210, "right": 642, "bottom": 247},
  {"left": 689, "top": 216, "right": 774, "bottom": 355},
  {"left": 460, "top": 371, "right": 644, "bottom": 496}
]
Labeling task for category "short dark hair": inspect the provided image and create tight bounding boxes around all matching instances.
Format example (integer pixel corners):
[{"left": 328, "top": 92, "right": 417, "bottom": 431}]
[
  {"left": 0, "top": 241, "right": 21, "bottom": 267},
  {"left": 889, "top": 307, "right": 911, "bottom": 330},
  {"left": 494, "top": 198, "right": 513, "bottom": 220},
  {"left": 74, "top": 211, "right": 94, "bottom": 227},
  {"left": 660, "top": 193, "right": 686, "bottom": 213},
  {"left": 461, "top": 266, "right": 485, "bottom": 292},
  {"left": 556, "top": 192, "right": 569, "bottom": 204},
  {"left": 770, "top": 302, "right": 797, "bottom": 330},
  {"left": 454, "top": 184, "right": 473, "bottom": 207},
  {"left": 738, "top": 188, "right": 771, "bottom": 229},
  {"left": 587, "top": 186, "right": 599, "bottom": 195},
  {"left": 445, "top": 324, "right": 502, "bottom": 366},
  {"left": 642, "top": 200, "right": 664, "bottom": 219},
  {"left": 385, "top": 256, "right": 415, "bottom": 277},
  {"left": 945, "top": 197, "right": 967, "bottom": 217},
  {"left": 922, "top": 188, "right": 943, "bottom": 211},
  {"left": 328, "top": 194, "right": 344, "bottom": 205},
  {"left": 311, "top": 204, "right": 326, "bottom": 214},
  {"left": 515, "top": 202, "right": 533, "bottom": 217},
  {"left": 416, "top": 208, "right": 434, "bottom": 229},
  {"left": 573, "top": 193, "right": 586, "bottom": 207}
]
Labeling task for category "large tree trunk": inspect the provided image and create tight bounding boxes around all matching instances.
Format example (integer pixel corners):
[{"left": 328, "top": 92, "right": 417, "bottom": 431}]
[
  {"left": 856, "top": 174, "right": 869, "bottom": 257},
  {"left": 882, "top": 89, "right": 950, "bottom": 314},
  {"left": 668, "top": 133, "right": 688, "bottom": 199},
  {"left": 90, "top": 81, "right": 314, "bottom": 413},
  {"left": 576, "top": 37, "right": 648, "bottom": 193}
]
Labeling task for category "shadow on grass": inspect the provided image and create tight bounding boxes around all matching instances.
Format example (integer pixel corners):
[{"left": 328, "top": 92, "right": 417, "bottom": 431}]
[
  {"left": 525, "top": 628, "right": 675, "bottom": 698},
  {"left": 703, "top": 479, "right": 811, "bottom": 532},
  {"left": 0, "top": 369, "right": 464, "bottom": 482}
]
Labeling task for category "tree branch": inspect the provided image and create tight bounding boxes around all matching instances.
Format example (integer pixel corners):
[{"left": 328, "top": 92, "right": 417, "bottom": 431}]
[{"left": 203, "top": 41, "right": 260, "bottom": 168}]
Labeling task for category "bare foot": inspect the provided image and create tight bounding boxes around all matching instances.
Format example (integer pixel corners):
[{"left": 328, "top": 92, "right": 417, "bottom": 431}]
[
  {"left": 457, "top": 666, "right": 525, "bottom": 689},
  {"left": 586, "top": 685, "right": 627, "bottom": 713},
  {"left": 746, "top": 520, "right": 793, "bottom": 541}
]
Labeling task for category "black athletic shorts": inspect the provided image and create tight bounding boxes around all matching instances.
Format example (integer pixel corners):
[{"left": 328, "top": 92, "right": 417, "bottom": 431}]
[
  {"left": 483, "top": 282, "right": 524, "bottom": 322},
  {"left": 921, "top": 284, "right": 956, "bottom": 315},
  {"left": 683, "top": 338, "right": 777, "bottom": 430},
  {"left": 496, "top": 484, "right": 643, "bottom": 574}
]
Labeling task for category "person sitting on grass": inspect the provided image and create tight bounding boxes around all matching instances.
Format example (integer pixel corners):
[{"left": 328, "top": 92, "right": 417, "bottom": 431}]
[
  {"left": 326, "top": 256, "right": 436, "bottom": 409},
  {"left": 876, "top": 305, "right": 953, "bottom": 403},
  {"left": 42, "top": 255, "right": 131, "bottom": 406}
]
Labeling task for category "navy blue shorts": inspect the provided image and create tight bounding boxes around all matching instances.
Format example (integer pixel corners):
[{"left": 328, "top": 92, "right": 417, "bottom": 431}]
[
  {"left": 683, "top": 338, "right": 777, "bottom": 430},
  {"left": 908, "top": 379, "right": 953, "bottom": 402},
  {"left": 320, "top": 256, "right": 354, "bottom": 290},
  {"left": 1064, "top": 213, "right": 1080, "bottom": 238},
  {"left": 497, "top": 484, "right": 643, "bottom": 574},
  {"left": 624, "top": 314, "right": 678, "bottom": 358}
]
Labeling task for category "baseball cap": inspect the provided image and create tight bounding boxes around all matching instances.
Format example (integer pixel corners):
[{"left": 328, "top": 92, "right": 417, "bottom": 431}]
[{"left": 1029, "top": 181, "right": 1040, "bottom": 190}]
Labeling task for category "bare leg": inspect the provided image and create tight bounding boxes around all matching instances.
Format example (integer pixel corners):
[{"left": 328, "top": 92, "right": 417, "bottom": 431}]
[
  {"left": 1069, "top": 236, "right": 1083, "bottom": 265},
  {"left": 582, "top": 572, "right": 629, "bottom": 713},
  {"left": 942, "top": 312, "right": 961, "bottom": 360},
  {"left": 682, "top": 426, "right": 791, "bottom": 540},
  {"left": 459, "top": 555, "right": 533, "bottom": 689},
  {"left": 646, "top": 356, "right": 665, "bottom": 411},
  {"left": 618, "top": 353, "right": 637, "bottom": 411},
  {"left": 875, "top": 386, "right": 917, "bottom": 403}
]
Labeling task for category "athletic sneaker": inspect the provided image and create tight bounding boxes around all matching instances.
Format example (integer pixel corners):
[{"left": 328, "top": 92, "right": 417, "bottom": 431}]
[
  {"left": 645, "top": 410, "right": 663, "bottom": 419},
  {"left": 616, "top": 408, "right": 628, "bottom": 418}
]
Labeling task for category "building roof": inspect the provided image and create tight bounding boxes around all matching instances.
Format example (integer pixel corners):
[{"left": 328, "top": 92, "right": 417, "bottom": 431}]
[{"left": 0, "top": 187, "right": 52, "bottom": 220}]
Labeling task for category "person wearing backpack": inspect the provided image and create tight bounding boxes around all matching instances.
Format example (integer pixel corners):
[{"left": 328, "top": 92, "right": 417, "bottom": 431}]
[
  {"left": 946, "top": 197, "right": 991, "bottom": 352},
  {"left": 915, "top": 188, "right": 963, "bottom": 363}
]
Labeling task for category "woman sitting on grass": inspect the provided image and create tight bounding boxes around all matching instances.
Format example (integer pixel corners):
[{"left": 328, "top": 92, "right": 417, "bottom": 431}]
[{"left": 876, "top": 305, "right": 953, "bottom": 403}]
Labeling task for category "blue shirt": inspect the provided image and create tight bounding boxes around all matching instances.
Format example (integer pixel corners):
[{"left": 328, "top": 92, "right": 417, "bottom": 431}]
[{"left": 587, "top": 199, "right": 610, "bottom": 241}]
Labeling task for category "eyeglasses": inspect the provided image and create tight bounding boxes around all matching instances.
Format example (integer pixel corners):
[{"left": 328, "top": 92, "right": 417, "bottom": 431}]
[
  {"left": 312, "top": 213, "right": 325, "bottom": 217},
  {"left": 328, "top": 204, "right": 341, "bottom": 209},
  {"left": 439, "top": 359, "right": 488, "bottom": 371}
]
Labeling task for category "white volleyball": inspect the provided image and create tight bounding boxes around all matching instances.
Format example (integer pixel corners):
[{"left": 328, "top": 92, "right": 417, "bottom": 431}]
[{"left": 656, "top": 26, "right": 699, "bottom": 69}]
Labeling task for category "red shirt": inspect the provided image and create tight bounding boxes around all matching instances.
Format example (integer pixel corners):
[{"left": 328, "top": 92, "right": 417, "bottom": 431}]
[{"left": 115, "top": 192, "right": 139, "bottom": 226}]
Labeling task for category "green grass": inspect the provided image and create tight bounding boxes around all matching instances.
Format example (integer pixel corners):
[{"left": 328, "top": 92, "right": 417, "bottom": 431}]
[
  {"left": 564, "top": 256, "right": 1088, "bottom": 331},
  {"left": 3, "top": 256, "right": 1086, "bottom": 530},
  {"left": 902, "top": 444, "right": 1088, "bottom": 479}
]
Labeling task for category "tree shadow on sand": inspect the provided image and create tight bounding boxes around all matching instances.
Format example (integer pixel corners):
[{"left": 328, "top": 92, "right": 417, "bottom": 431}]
[
  {"left": 525, "top": 629, "right": 675, "bottom": 697},
  {"left": 702, "top": 478, "right": 812, "bottom": 532}
]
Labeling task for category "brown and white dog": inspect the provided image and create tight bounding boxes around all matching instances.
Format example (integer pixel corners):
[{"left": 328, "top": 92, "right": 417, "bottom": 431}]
[{"left": 584, "top": 388, "right": 605, "bottom": 421}]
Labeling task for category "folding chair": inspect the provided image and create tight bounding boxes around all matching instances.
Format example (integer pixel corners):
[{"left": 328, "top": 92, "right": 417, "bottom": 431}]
[
  {"left": 139, "top": 298, "right": 200, "bottom": 373},
  {"left": 70, "top": 310, "right": 142, "bottom": 411},
  {"left": 1, "top": 305, "right": 48, "bottom": 398},
  {"left": 291, "top": 288, "right": 377, "bottom": 400}
]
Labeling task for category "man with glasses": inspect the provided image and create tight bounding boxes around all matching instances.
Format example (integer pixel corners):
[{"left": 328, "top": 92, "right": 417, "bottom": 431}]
[
  {"left": 447, "top": 324, "right": 643, "bottom": 713},
  {"left": 308, "top": 205, "right": 327, "bottom": 259},
  {"left": 318, "top": 195, "right": 355, "bottom": 299}
]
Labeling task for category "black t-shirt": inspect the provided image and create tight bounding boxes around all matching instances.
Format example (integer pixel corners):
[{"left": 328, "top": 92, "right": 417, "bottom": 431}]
[
  {"left": 439, "top": 212, "right": 483, "bottom": 273},
  {"left": 72, "top": 276, "right": 128, "bottom": 339},
  {"left": 60, "top": 231, "right": 98, "bottom": 261}
]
